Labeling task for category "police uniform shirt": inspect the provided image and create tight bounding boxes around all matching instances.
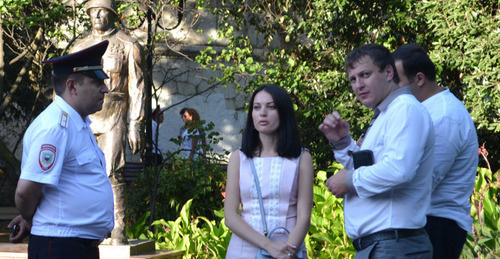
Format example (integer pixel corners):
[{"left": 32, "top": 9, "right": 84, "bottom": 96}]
[{"left": 20, "top": 95, "right": 114, "bottom": 240}]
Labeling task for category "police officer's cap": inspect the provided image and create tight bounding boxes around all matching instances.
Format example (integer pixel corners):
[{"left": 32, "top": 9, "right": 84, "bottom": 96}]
[{"left": 42, "top": 40, "right": 109, "bottom": 80}]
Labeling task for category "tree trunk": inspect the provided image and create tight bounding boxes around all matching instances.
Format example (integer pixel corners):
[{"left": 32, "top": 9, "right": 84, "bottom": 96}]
[
  {"left": 0, "top": 24, "right": 4, "bottom": 96},
  {"left": 0, "top": 27, "right": 43, "bottom": 118}
]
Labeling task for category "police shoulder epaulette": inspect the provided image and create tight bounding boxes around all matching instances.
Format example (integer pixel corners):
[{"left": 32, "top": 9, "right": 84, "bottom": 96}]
[{"left": 59, "top": 111, "right": 68, "bottom": 128}]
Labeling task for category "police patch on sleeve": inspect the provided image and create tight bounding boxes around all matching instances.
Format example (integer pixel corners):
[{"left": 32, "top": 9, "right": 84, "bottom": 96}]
[{"left": 39, "top": 144, "right": 56, "bottom": 171}]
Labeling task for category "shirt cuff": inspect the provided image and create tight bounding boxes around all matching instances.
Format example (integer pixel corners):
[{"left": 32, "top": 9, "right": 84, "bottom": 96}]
[
  {"left": 345, "top": 170, "right": 356, "bottom": 194},
  {"left": 329, "top": 134, "right": 352, "bottom": 150}
]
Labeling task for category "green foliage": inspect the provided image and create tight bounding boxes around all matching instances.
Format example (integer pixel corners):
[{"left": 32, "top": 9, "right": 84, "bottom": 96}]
[
  {"left": 129, "top": 199, "right": 232, "bottom": 258},
  {"left": 307, "top": 166, "right": 355, "bottom": 258},
  {"left": 0, "top": 0, "right": 81, "bottom": 122},
  {"left": 126, "top": 157, "right": 500, "bottom": 258},
  {"left": 129, "top": 167, "right": 358, "bottom": 258},
  {"left": 195, "top": 0, "right": 500, "bottom": 170},
  {"left": 129, "top": 164, "right": 500, "bottom": 258},
  {"left": 126, "top": 120, "right": 228, "bottom": 223},
  {"left": 127, "top": 210, "right": 151, "bottom": 240},
  {"left": 418, "top": 0, "right": 500, "bottom": 169},
  {"left": 463, "top": 167, "right": 500, "bottom": 257},
  {"left": 0, "top": 0, "right": 66, "bottom": 28}
]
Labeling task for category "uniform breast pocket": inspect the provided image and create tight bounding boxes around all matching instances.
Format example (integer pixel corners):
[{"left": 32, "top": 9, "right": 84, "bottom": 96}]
[
  {"left": 103, "top": 56, "right": 123, "bottom": 73},
  {"left": 75, "top": 150, "right": 104, "bottom": 180},
  {"left": 76, "top": 150, "right": 98, "bottom": 167}
]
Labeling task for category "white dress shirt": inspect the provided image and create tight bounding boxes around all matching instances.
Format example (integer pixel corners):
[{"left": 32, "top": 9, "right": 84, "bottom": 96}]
[
  {"left": 180, "top": 128, "right": 201, "bottom": 159},
  {"left": 334, "top": 87, "right": 435, "bottom": 239},
  {"left": 21, "top": 96, "right": 114, "bottom": 239},
  {"left": 423, "top": 88, "right": 478, "bottom": 232}
]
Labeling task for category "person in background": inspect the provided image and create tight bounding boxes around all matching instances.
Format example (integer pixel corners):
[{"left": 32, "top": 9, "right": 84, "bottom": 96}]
[
  {"left": 178, "top": 107, "right": 189, "bottom": 138},
  {"left": 8, "top": 41, "right": 114, "bottom": 259},
  {"left": 151, "top": 106, "right": 164, "bottom": 165},
  {"left": 319, "top": 44, "right": 434, "bottom": 258},
  {"left": 393, "top": 44, "right": 479, "bottom": 259},
  {"left": 225, "top": 84, "right": 314, "bottom": 258},
  {"left": 179, "top": 108, "right": 206, "bottom": 159}
]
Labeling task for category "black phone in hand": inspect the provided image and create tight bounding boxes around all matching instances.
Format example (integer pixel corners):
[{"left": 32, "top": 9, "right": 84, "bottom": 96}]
[
  {"left": 11, "top": 224, "right": 18, "bottom": 237},
  {"left": 353, "top": 150, "right": 374, "bottom": 169}
]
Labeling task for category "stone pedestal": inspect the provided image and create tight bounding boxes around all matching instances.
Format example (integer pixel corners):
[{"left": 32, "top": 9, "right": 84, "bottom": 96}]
[
  {"left": 0, "top": 239, "right": 185, "bottom": 259},
  {"left": 99, "top": 239, "right": 185, "bottom": 259},
  {"left": 100, "top": 239, "right": 154, "bottom": 258}
]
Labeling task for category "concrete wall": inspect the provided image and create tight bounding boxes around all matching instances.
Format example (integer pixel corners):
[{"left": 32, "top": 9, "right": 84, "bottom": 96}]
[
  {"left": 124, "top": 0, "right": 274, "bottom": 161},
  {"left": 145, "top": 53, "right": 249, "bottom": 159}
]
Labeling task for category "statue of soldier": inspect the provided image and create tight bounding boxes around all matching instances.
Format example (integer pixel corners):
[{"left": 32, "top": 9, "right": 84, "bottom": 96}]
[{"left": 71, "top": 0, "right": 146, "bottom": 245}]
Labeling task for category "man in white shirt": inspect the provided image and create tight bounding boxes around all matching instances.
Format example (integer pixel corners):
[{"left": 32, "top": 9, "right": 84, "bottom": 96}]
[
  {"left": 319, "top": 44, "right": 435, "bottom": 258},
  {"left": 393, "top": 44, "right": 478, "bottom": 259},
  {"left": 9, "top": 41, "right": 114, "bottom": 259}
]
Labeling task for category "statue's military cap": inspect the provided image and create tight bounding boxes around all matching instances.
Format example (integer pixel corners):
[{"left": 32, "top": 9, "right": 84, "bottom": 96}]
[{"left": 42, "top": 40, "right": 109, "bottom": 80}]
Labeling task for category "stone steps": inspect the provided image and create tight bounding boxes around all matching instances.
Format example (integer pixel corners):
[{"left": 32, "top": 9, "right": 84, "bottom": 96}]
[{"left": 0, "top": 235, "right": 184, "bottom": 259}]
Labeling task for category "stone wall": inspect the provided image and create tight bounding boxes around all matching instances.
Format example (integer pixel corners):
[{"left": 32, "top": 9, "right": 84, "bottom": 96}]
[
  {"left": 125, "top": 0, "right": 279, "bottom": 161},
  {"left": 136, "top": 51, "right": 250, "bottom": 161}
]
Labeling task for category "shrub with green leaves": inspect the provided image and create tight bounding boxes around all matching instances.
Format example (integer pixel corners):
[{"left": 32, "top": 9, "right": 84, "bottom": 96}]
[
  {"left": 463, "top": 166, "right": 500, "bottom": 257},
  {"left": 128, "top": 199, "right": 232, "bottom": 258},
  {"left": 125, "top": 120, "right": 229, "bottom": 224},
  {"left": 196, "top": 0, "right": 500, "bottom": 171},
  {"left": 128, "top": 162, "right": 500, "bottom": 258},
  {"left": 307, "top": 166, "right": 355, "bottom": 258}
]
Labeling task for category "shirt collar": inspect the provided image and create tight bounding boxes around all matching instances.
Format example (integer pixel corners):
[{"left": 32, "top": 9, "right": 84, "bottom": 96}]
[
  {"left": 53, "top": 95, "right": 92, "bottom": 131},
  {"left": 376, "top": 86, "right": 411, "bottom": 113},
  {"left": 423, "top": 87, "right": 449, "bottom": 104}
]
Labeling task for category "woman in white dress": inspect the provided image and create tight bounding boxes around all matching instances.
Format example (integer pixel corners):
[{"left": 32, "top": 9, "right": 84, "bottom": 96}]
[{"left": 225, "top": 84, "right": 314, "bottom": 259}]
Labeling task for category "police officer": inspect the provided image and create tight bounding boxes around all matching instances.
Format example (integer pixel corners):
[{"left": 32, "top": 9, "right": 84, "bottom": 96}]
[
  {"left": 9, "top": 41, "right": 114, "bottom": 259},
  {"left": 70, "top": 0, "right": 146, "bottom": 244}
]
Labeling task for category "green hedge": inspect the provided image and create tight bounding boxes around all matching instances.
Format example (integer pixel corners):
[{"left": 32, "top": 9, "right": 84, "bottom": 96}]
[{"left": 127, "top": 163, "right": 499, "bottom": 258}]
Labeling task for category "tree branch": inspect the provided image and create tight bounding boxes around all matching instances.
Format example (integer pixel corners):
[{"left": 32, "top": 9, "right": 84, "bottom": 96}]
[{"left": 0, "top": 27, "right": 44, "bottom": 117}]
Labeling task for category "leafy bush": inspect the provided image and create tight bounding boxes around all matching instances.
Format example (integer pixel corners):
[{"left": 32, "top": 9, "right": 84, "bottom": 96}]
[
  {"left": 125, "top": 120, "right": 229, "bottom": 224},
  {"left": 128, "top": 199, "right": 232, "bottom": 258},
  {"left": 196, "top": 0, "right": 500, "bottom": 171},
  {"left": 463, "top": 159, "right": 500, "bottom": 257},
  {"left": 307, "top": 166, "right": 355, "bottom": 258},
  {"left": 128, "top": 162, "right": 500, "bottom": 258}
]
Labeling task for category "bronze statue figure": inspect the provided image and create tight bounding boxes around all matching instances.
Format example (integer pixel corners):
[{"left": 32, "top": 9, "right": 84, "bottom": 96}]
[{"left": 70, "top": 0, "right": 146, "bottom": 245}]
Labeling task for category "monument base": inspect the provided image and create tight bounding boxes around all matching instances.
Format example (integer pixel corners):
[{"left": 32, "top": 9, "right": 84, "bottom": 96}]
[
  {"left": 0, "top": 239, "right": 185, "bottom": 259},
  {"left": 99, "top": 239, "right": 185, "bottom": 259}
]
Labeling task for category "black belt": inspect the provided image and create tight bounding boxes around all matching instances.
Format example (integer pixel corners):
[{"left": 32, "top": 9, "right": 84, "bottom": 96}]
[{"left": 352, "top": 228, "right": 426, "bottom": 251}]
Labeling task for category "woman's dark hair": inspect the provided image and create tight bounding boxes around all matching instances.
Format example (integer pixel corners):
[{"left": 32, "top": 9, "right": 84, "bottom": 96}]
[
  {"left": 241, "top": 84, "right": 302, "bottom": 158},
  {"left": 186, "top": 108, "right": 201, "bottom": 122}
]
